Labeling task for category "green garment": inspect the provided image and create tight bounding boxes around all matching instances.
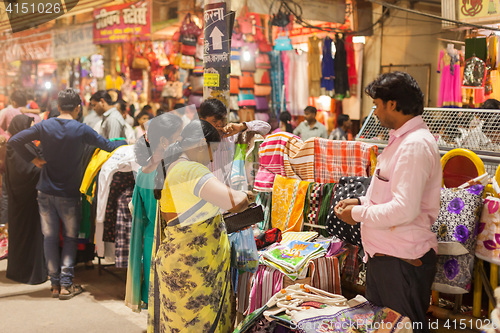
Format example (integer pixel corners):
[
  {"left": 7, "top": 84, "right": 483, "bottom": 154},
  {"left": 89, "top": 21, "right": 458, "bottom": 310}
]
[{"left": 125, "top": 169, "right": 157, "bottom": 312}]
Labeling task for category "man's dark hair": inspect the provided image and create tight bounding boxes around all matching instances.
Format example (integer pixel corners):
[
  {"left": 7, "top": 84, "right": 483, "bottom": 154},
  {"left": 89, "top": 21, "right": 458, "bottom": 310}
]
[
  {"left": 337, "top": 114, "right": 350, "bottom": 127},
  {"left": 481, "top": 99, "right": 500, "bottom": 109},
  {"left": 142, "top": 105, "right": 152, "bottom": 113},
  {"left": 199, "top": 98, "right": 227, "bottom": 120},
  {"left": 364, "top": 71, "right": 424, "bottom": 116},
  {"left": 134, "top": 111, "right": 151, "bottom": 127},
  {"left": 174, "top": 103, "right": 186, "bottom": 115},
  {"left": 10, "top": 90, "right": 27, "bottom": 107},
  {"left": 116, "top": 99, "right": 128, "bottom": 113},
  {"left": 304, "top": 106, "right": 317, "bottom": 114},
  {"left": 58, "top": 89, "right": 82, "bottom": 112},
  {"left": 90, "top": 90, "right": 113, "bottom": 105}
]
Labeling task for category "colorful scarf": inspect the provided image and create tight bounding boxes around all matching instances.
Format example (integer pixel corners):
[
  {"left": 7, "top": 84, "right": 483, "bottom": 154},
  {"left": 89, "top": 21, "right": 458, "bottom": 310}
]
[{"left": 271, "top": 175, "right": 310, "bottom": 232}]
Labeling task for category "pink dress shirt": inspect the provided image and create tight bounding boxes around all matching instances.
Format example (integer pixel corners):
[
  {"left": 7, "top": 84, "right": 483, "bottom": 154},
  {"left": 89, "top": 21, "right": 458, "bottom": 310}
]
[{"left": 351, "top": 116, "right": 441, "bottom": 260}]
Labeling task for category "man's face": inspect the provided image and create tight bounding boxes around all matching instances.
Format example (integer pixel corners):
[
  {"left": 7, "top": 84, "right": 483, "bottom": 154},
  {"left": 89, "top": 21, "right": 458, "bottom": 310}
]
[
  {"left": 91, "top": 100, "right": 105, "bottom": 115},
  {"left": 373, "top": 98, "right": 396, "bottom": 129},
  {"left": 304, "top": 111, "right": 316, "bottom": 122},
  {"left": 344, "top": 119, "right": 352, "bottom": 129},
  {"left": 204, "top": 115, "right": 227, "bottom": 136}
]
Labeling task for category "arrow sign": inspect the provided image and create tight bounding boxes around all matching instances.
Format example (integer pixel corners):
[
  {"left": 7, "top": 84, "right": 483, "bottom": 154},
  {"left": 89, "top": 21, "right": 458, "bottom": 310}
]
[{"left": 210, "top": 26, "right": 224, "bottom": 50}]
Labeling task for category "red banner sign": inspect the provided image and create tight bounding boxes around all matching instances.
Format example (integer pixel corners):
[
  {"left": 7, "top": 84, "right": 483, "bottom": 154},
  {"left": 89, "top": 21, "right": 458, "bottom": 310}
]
[{"left": 93, "top": 0, "right": 151, "bottom": 44}]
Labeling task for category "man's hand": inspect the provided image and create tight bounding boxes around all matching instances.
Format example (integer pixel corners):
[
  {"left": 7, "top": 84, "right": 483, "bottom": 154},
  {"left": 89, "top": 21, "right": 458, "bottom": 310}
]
[
  {"left": 31, "top": 157, "right": 47, "bottom": 168},
  {"left": 334, "top": 204, "right": 358, "bottom": 225},
  {"left": 223, "top": 123, "right": 246, "bottom": 137}
]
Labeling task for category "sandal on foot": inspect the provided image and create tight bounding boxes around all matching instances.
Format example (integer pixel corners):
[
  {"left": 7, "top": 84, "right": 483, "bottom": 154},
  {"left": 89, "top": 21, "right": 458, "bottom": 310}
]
[
  {"left": 51, "top": 286, "right": 60, "bottom": 298},
  {"left": 59, "top": 284, "right": 83, "bottom": 300}
]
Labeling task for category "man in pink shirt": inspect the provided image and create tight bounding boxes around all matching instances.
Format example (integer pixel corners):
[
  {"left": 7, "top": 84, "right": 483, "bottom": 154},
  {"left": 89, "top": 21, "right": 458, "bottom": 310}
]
[{"left": 335, "top": 72, "right": 441, "bottom": 333}]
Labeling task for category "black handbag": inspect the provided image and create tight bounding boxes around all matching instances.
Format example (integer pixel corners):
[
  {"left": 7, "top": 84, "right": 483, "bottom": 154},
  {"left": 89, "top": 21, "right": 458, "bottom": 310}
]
[{"left": 224, "top": 203, "right": 264, "bottom": 234}]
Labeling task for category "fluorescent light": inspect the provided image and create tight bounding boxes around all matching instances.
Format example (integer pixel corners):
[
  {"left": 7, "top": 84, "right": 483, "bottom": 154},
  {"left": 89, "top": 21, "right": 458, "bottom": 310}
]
[{"left": 353, "top": 36, "right": 366, "bottom": 44}]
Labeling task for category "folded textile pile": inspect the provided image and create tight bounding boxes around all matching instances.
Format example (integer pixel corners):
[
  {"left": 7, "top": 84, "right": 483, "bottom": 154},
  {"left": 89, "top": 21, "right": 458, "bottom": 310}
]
[{"left": 261, "top": 240, "right": 327, "bottom": 280}]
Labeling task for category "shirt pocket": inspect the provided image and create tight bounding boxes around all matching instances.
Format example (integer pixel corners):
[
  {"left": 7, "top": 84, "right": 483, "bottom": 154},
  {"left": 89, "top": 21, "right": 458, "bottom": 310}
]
[{"left": 370, "top": 174, "right": 392, "bottom": 204}]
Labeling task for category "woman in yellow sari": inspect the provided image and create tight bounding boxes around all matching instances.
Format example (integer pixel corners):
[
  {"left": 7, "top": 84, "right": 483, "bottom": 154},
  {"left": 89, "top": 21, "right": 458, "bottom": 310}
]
[{"left": 148, "top": 120, "right": 252, "bottom": 332}]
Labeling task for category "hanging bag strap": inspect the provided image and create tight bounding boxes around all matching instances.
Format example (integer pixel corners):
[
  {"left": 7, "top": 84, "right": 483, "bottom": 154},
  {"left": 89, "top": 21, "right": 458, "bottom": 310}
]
[{"left": 166, "top": 199, "right": 207, "bottom": 226}]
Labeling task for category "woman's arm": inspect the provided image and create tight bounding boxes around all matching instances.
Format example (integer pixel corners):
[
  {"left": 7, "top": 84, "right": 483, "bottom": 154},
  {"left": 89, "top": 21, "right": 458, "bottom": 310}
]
[{"left": 199, "top": 177, "right": 250, "bottom": 213}]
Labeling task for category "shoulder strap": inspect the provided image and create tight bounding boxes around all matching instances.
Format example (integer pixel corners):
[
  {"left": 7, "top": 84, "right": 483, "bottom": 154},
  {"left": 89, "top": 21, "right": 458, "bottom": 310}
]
[{"left": 166, "top": 199, "right": 207, "bottom": 226}]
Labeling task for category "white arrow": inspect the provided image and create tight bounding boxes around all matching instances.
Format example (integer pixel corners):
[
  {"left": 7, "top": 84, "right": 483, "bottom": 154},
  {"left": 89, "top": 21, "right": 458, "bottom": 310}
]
[{"left": 210, "top": 26, "right": 224, "bottom": 50}]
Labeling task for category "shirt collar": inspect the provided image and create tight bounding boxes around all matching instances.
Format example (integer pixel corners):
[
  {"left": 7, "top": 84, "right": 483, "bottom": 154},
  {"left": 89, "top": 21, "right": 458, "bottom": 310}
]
[
  {"left": 304, "top": 121, "right": 319, "bottom": 130},
  {"left": 103, "top": 107, "right": 118, "bottom": 117},
  {"left": 389, "top": 115, "right": 426, "bottom": 141}
]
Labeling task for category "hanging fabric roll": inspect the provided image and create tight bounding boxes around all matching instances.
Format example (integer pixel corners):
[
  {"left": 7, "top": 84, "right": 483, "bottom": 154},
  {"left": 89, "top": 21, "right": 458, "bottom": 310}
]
[{"left": 321, "top": 36, "right": 335, "bottom": 96}]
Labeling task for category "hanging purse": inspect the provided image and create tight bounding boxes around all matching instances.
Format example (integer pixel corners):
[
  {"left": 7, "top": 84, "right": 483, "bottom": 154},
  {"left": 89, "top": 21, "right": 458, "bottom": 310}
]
[
  {"left": 231, "top": 47, "right": 241, "bottom": 61},
  {"left": 254, "top": 84, "right": 272, "bottom": 96},
  {"left": 255, "top": 96, "right": 269, "bottom": 111},
  {"left": 274, "top": 33, "right": 293, "bottom": 51},
  {"left": 232, "top": 31, "right": 244, "bottom": 48},
  {"left": 193, "top": 59, "right": 204, "bottom": 75},
  {"left": 230, "top": 76, "right": 240, "bottom": 95},
  {"left": 180, "top": 13, "right": 202, "bottom": 40},
  {"left": 256, "top": 53, "right": 271, "bottom": 69},
  {"left": 231, "top": 60, "right": 242, "bottom": 76},
  {"left": 225, "top": 203, "right": 264, "bottom": 234},
  {"left": 463, "top": 56, "right": 487, "bottom": 87},
  {"left": 239, "top": 72, "right": 255, "bottom": 89},
  {"left": 238, "top": 107, "right": 255, "bottom": 122},
  {"left": 179, "top": 55, "right": 195, "bottom": 69},
  {"left": 190, "top": 75, "right": 204, "bottom": 94},
  {"left": 237, "top": 4, "right": 253, "bottom": 34},
  {"left": 181, "top": 44, "right": 196, "bottom": 56},
  {"left": 240, "top": 45, "right": 257, "bottom": 72},
  {"left": 230, "top": 95, "right": 240, "bottom": 111},
  {"left": 238, "top": 89, "right": 256, "bottom": 107}
]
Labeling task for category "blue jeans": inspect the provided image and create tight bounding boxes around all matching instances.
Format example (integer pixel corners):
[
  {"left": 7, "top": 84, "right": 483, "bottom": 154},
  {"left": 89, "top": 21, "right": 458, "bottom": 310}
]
[{"left": 38, "top": 191, "right": 81, "bottom": 287}]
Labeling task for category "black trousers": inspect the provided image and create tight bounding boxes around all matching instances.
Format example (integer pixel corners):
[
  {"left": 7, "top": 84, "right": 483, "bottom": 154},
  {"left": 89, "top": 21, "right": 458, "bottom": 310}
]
[{"left": 366, "top": 249, "right": 437, "bottom": 333}]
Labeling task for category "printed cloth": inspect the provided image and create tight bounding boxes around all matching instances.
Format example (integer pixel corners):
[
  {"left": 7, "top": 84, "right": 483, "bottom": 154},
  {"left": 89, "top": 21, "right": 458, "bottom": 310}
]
[
  {"left": 80, "top": 149, "right": 115, "bottom": 198},
  {"left": 255, "top": 132, "right": 300, "bottom": 192},
  {"left": 293, "top": 296, "right": 412, "bottom": 333},
  {"left": 280, "top": 231, "right": 318, "bottom": 245},
  {"left": 431, "top": 185, "right": 485, "bottom": 255},
  {"left": 255, "top": 228, "right": 282, "bottom": 250},
  {"left": 432, "top": 253, "right": 474, "bottom": 294},
  {"left": 314, "top": 138, "right": 376, "bottom": 184},
  {"left": 475, "top": 196, "right": 500, "bottom": 265},
  {"left": 102, "top": 172, "right": 135, "bottom": 243},
  {"left": 309, "top": 255, "right": 342, "bottom": 295},
  {"left": 115, "top": 188, "right": 133, "bottom": 268},
  {"left": 247, "top": 265, "right": 284, "bottom": 314},
  {"left": 284, "top": 137, "right": 315, "bottom": 182},
  {"left": 256, "top": 192, "right": 272, "bottom": 231},
  {"left": 304, "top": 182, "right": 336, "bottom": 236},
  {"left": 326, "top": 177, "right": 372, "bottom": 248},
  {"left": 271, "top": 175, "right": 310, "bottom": 232}
]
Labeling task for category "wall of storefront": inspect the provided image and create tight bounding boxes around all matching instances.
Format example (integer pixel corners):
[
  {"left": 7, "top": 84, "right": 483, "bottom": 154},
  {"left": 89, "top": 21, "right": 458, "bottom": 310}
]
[{"left": 361, "top": 1, "right": 465, "bottom": 118}]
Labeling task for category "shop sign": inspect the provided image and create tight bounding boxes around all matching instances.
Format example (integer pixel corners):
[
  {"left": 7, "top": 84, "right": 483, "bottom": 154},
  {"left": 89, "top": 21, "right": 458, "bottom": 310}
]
[
  {"left": 203, "top": 2, "right": 230, "bottom": 67},
  {"left": 0, "top": 27, "right": 53, "bottom": 63},
  {"left": 93, "top": 0, "right": 151, "bottom": 44},
  {"left": 53, "top": 24, "right": 97, "bottom": 60},
  {"left": 458, "top": 0, "right": 500, "bottom": 23}
]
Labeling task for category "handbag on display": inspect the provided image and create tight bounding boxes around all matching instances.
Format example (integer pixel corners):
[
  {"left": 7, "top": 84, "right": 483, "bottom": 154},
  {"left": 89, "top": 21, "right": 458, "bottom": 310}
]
[
  {"left": 240, "top": 45, "right": 257, "bottom": 72},
  {"left": 230, "top": 95, "right": 240, "bottom": 111},
  {"left": 254, "top": 69, "right": 271, "bottom": 84},
  {"left": 256, "top": 53, "right": 271, "bottom": 69},
  {"left": 190, "top": 75, "right": 204, "bottom": 94},
  {"left": 239, "top": 72, "right": 255, "bottom": 89},
  {"left": 255, "top": 96, "right": 269, "bottom": 111},
  {"left": 180, "top": 13, "right": 202, "bottom": 40},
  {"left": 224, "top": 203, "right": 264, "bottom": 234},
  {"left": 237, "top": 4, "right": 253, "bottom": 34},
  {"left": 231, "top": 47, "right": 241, "bottom": 61},
  {"left": 230, "top": 76, "right": 240, "bottom": 95},
  {"left": 162, "top": 81, "right": 183, "bottom": 99},
  {"left": 254, "top": 84, "right": 272, "bottom": 96},
  {"left": 181, "top": 44, "right": 196, "bottom": 56},
  {"left": 238, "top": 89, "right": 256, "bottom": 107},
  {"left": 180, "top": 55, "right": 195, "bottom": 69},
  {"left": 238, "top": 107, "right": 255, "bottom": 122},
  {"left": 193, "top": 59, "right": 204, "bottom": 75},
  {"left": 463, "top": 57, "right": 487, "bottom": 87},
  {"left": 132, "top": 53, "right": 150, "bottom": 70},
  {"left": 274, "top": 35, "right": 293, "bottom": 51},
  {"left": 256, "top": 28, "right": 272, "bottom": 53},
  {"left": 188, "top": 93, "right": 204, "bottom": 108},
  {"left": 232, "top": 31, "right": 244, "bottom": 48},
  {"left": 231, "top": 60, "right": 242, "bottom": 76}
]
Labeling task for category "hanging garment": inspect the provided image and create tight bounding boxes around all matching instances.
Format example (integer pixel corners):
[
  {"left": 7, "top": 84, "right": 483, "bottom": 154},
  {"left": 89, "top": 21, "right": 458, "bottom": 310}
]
[
  {"left": 254, "top": 132, "right": 301, "bottom": 192},
  {"left": 256, "top": 192, "right": 273, "bottom": 231},
  {"left": 489, "top": 35, "right": 498, "bottom": 70},
  {"left": 314, "top": 138, "right": 377, "bottom": 184},
  {"left": 245, "top": 135, "right": 264, "bottom": 189},
  {"left": 287, "top": 51, "right": 310, "bottom": 116},
  {"left": 236, "top": 271, "right": 255, "bottom": 314},
  {"left": 271, "top": 174, "right": 310, "bottom": 232},
  {"left": 334, "top": 34, "right": 350, "bottom": 99},
  {"left": 321, "top": 36, "right": 335, "bottom": 95},
  {"left": 5, "top": 117, "right": 46, "bottom": 285},
  {"left": 308, "top": 36, "right": 322, "bottom": 97},
  {"left": 115, "top": 188, "right": 133, "bottom": 268},
  {"left": 303, "top": 182, "right": 336, "bottom": 236},
  {"left": 105, "top": 74, "right": 124, "bottom": 90},
  {"left": 80, "top": 148, "right": 117, "bottom": 197},
  {"left": 465, "top": 37, "right": 488, "bottom": 61},
  {"left": 125, "top": 170, "right": 157, "bottom": 312},
  {"left": 325, "top": 176, "right": 372, "bottom": 248},
  {"left": 284, "top": 137, "right": 315, "bottom": 182},
  {"left": 281, "top": 51, "right": 291, "bottom": 106},
  {"left": 437, "top": 49, "right": 462, "bottom": 107},
  {"left": 345, "top": 35, "right": 358, "bottom": 92},
  {"left": 269, "top": 50, "right": 286, "bottom": 116},
  {"left": 247, "top": 265, "right": 284, "bottom": 314}
]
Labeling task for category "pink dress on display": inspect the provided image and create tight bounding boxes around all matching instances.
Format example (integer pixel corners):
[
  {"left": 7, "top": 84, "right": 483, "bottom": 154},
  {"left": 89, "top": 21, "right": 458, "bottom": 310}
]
[{"left": 437, "top": 49, "right": 462, "bottom": 107}]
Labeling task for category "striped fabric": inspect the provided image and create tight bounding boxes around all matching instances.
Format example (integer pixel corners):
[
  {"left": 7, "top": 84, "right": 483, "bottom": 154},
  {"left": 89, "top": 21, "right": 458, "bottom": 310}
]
[
  {"left": 236, "top": 271, "right": 255, "bottom": 314},
  {"left": 271, "top": 175, "right": 310, "bottom": 232},
  {"left": 247, "top": 265, "right": 284, "bottom": 314},
  {"left": 310, "top": 255, "right": 342, "bottom": 294},
  {"left": 314, "top": 139, "right": 377, "bottom": 184},
  {"left": 254, "top": 132, "right": 300, "bottom": 192},
  {"left": 284, "top": 137, "right": 315, "bottom": 182},
  {"left": 280, "top": 231, "right": 318, "bottom": 245}
]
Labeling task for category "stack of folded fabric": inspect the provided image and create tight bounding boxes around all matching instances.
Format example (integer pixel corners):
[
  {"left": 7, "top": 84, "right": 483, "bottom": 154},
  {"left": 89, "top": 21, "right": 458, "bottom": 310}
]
[{"left": 261, "top": 240, "right": 327, "bottom": 280}]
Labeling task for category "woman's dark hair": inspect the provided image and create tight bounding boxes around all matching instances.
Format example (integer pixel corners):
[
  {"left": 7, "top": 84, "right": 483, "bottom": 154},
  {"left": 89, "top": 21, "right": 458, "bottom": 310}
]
[
  {"left": 481, "top": 99, "right": 500, "bottom": 109},
  {"left": 133, "top": 111, "right": 151, "bottom": 127},
  {"left": 153, "top": 119, "right": 220, "bottom": 199},
  {"left": 141, "top": 104, "right": 152, "bottom": 113},
  {"left": 58, "top": 89, "right": 82, "bottom": 112},
  {"left": 279, "top": 111, "right": 293, "bottom": 133},
  {"left": 364, "top": 71, "right": 424, "bottom": 116},
  {"left": 10, "top": 90, "right": 27, "bottom": 107},
  {"left": 337, "top": 114, "right": 350, "bottom": 127},
  {"left": 8, "top": 114, "right": 34, "bottom": 136}
]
